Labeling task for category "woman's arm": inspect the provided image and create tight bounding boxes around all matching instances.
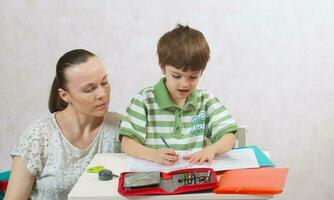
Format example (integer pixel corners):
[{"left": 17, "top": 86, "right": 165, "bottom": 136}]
[
  {"left": 121, "top": 136, "right": 179, "bottom": 165},
  {"left": 4, "top": 157, "right": 35, "bottom": 200}
]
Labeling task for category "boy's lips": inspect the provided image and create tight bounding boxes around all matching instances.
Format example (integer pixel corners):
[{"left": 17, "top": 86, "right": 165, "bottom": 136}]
[{"left": 178, "top": 89, "right": 190, "bottom": 96}]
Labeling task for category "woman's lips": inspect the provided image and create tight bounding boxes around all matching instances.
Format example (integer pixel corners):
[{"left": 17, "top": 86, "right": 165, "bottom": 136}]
[{"left": 96, "top": 102, "right": 109, "bottom": 109}]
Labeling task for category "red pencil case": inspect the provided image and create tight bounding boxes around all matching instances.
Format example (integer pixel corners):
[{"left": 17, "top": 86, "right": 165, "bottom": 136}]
[{"left": 118, "top": 168, "right": 218, "bottom": 196}]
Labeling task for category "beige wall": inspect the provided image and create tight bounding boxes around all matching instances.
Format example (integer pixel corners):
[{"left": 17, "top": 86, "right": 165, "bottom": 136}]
[{"left": 1, "top": 0, "right": 333, "bottom": 199}]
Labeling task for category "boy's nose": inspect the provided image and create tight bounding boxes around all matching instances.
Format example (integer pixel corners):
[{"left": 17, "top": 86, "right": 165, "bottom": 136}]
[{"left": 180, "top": 78, "right": 190, "bottom": 88}]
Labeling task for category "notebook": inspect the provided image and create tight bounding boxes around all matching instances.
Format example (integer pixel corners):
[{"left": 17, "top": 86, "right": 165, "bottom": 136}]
[
  {"left": 235, "top": 145, "right": 274, "bottom": 167},
  {"left": 125, "top": 148, "right": 259, "bottom": 172}
]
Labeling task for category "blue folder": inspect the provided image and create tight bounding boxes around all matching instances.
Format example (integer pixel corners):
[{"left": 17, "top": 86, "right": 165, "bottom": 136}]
[{"left": 235, "top": 145, "right": 274, "bottom": 167}]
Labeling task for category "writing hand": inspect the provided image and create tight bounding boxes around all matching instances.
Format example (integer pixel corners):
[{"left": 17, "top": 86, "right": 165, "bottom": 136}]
[{"left": 154, "top": 148, "right": 179, "bottom": 165}]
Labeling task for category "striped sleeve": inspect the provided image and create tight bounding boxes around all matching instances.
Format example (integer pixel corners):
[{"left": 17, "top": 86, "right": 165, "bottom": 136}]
[
  {"left": 119, "top": 94, "right": 147, "bottom": 144},
  {"left": 205, "top": 93, "right": 238, "bottom": 143}
]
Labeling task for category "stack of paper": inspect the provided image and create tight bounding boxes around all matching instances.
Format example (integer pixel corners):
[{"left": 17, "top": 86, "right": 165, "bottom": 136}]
[{"left": 125, "top": 148, "right": 260, "bottom": 172}]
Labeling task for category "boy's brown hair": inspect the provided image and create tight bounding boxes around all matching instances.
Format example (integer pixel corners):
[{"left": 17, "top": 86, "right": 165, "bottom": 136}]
[{"left": 157, "top": 24, "right": 210, "bottom": 72}]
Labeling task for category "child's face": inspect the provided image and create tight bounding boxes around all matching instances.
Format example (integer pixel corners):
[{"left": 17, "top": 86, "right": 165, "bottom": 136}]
[{"left": 161, "top": 65, "right": 202, "bottom": 107}]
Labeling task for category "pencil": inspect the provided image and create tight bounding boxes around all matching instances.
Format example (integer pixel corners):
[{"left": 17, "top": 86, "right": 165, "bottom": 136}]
[
  {"left": 207, "top": 170, "right": 211, "bottom": 182},
  {"left": 160, "top": 136, "right": 170, "bottom": 148}
]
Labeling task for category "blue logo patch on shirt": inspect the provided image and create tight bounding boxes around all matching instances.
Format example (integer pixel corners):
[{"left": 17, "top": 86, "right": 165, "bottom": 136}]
[{"left": 191, "top": 111, "right": 205, "bottom": 135}]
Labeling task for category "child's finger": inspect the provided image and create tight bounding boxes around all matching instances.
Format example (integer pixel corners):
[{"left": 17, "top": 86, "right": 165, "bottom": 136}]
[
  {"left": 208, "top": 156, "right": 214, "bottom": 164},
  {"left": 182, "top": 154, "right": 192, "bottom": 160},
  {"left": 162, "top": 159, "right": 175, "bottom": 166},
  {"left": 165, "top": 148, "right": 178, "bottom": 156},
  {"left": 198, "top": 157, "right": 207, "bottom": 165},
  {"left": 190, "top": 155, "right": 200, "bottom": 164},
  {"left": 165, "top": 154, "right": 178, "bottom": 162}
]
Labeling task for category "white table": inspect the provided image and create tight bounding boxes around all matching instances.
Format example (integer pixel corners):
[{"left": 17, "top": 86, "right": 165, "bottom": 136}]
[{"left": 68, "top": 153, "right": 273, "bottom": 200}]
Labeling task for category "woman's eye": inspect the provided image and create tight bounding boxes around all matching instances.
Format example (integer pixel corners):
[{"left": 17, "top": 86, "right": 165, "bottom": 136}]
[
  {"left": 83, "top": 86, "right": 95, "bottom": 93},
  {"left": 102, "top": 81, "right": 108, "bottom": 86},
  {"left": 84, "top": 88, "right": 93, "bottom": 93}
]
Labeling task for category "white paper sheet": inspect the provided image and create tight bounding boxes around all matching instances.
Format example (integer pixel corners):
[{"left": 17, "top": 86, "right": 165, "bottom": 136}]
[{"left": 125, "top": 148, "right": 259, "bottom": 172}]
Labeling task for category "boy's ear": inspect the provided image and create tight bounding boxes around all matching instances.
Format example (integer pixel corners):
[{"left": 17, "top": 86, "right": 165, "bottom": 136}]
[
  {"left": 58, "top": 88, "right": 71, "bottom": 103},
  {"left": 159, "top": 64, "right": 166, "bottom": 75}
]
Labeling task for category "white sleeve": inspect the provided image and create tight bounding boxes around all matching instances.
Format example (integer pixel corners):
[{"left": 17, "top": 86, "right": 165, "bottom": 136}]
[{"left": 11, "top": 120, "right": 48, "bottom": 177}]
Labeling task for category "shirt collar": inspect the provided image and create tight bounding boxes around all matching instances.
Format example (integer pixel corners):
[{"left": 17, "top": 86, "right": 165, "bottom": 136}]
[
  {"left": 153, "top": 78, "right": 198, "bottom": 110},
  {"left": 185, "top": 89, "right": 198, "bottom": 110}
]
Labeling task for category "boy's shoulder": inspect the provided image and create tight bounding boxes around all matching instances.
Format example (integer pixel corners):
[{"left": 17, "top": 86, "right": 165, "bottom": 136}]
[
  {"left": 138, "top": 85, "right": 155, "bottom": 96},
  {"left": 129, "top": 85, "right": 156, "bottom": 103},
  {"left": 194, "top": 89, "right": 225, "bottom": 106},
  {"left": 134, "top": 87, "right": 216, "bottom": 100},
  {"left": 195, "top": 88, "right": 214, "bottom": 98}
]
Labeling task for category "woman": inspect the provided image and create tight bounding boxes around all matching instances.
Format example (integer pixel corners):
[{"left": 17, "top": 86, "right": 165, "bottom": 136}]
[{"left": 5, "top": 49, "right": 121, "bottom": 200}]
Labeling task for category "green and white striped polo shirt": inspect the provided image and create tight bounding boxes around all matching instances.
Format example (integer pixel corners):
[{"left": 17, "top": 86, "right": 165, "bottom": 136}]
[{"left": 120, "top": 78, "right": 238, "bottom": 152}]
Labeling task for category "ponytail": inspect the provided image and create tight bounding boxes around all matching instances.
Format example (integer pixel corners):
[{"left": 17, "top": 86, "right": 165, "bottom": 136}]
[{"left": 48, "top": 77, "right": 68, "bottom": 113}]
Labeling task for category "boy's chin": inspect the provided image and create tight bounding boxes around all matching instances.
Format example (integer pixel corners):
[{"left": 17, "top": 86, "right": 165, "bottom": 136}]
[{"left": 176, "top": 94, "right": 191, "bottom": 102}]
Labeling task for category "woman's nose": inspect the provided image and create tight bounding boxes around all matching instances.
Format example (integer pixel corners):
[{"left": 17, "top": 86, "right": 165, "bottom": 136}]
[{"left": 96, "top": 85, "right": 107, "bottom": 99}]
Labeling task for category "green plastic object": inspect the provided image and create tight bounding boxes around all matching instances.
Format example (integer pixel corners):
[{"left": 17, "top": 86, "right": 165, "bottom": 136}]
[{"left": 86, "top": 166, "right": 105, "bottom": 173}]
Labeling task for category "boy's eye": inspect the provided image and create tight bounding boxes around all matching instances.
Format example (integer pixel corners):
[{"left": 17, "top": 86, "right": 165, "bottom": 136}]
[
  {"left": 190, "top": 76, "right": 198, "bottom": 79},
  {"left": 101, "top": 81, "right": 108, "bottom": 86},
  {"left": 172, "top": 75, "right": 181, "bottom": 79}
]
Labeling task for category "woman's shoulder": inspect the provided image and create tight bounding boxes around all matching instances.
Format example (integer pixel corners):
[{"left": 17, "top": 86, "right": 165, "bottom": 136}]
[
  {"left": 103, "top": 112, "right": 123, "bottom": 128},
  {"left": 14, "top": 114, "right": 56, "bottom": 151},
  {"left": 99, "top": 112, "right": 123, "bottom": 152},
  {"left": 23, "top": 114, "right": 56, "bottom": 138},
  {"left": 11, "top": 114, "right": 56, "bottom": 176}
]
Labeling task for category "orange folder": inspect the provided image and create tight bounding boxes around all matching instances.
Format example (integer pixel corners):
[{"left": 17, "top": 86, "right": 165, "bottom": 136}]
[{"left": 214, "top": 167, "right": 288, "bottom": 194}]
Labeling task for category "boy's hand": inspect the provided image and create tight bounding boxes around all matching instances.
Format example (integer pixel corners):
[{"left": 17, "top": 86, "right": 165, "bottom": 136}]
[
  {"left": 153, "top": 148, "right": 179, "bottom": 165},
  {"left": 183, "top": 146, "right": 216, "bottom": 165}
]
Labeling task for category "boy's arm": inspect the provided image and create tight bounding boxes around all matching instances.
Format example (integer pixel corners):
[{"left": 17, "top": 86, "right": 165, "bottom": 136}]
[
  {"left": 121, "top": 136, "right": 179, "bottom": 165},
  {"left": 207, "top": 132, "right": 236, "bottom": 155},
  {"left": 120, "top": 94, "right": 178, "bottom": 165}
]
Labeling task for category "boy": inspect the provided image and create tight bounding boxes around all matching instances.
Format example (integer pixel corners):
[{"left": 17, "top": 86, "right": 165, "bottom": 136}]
[{"left": 120, "top": 24, "right": 238, "bottom": 166}]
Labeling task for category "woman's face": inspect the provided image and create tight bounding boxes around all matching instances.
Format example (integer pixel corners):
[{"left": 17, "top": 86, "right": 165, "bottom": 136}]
[{"left": 61, "top": 56, "right": 111, "bottom": 117}]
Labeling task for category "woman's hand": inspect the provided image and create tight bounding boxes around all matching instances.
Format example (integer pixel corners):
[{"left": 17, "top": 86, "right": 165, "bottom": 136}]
[
  {"left": 183, "top": 146, "right": 216, "bottom": 165},
  {"left": 153, "top": 148, "right": 179, "bottom": 165}
]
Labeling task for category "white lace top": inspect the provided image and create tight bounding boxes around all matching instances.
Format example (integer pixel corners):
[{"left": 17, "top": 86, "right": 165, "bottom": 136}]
[{"left": 11, "top": 112, "right": 122, "bottom": 200}]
